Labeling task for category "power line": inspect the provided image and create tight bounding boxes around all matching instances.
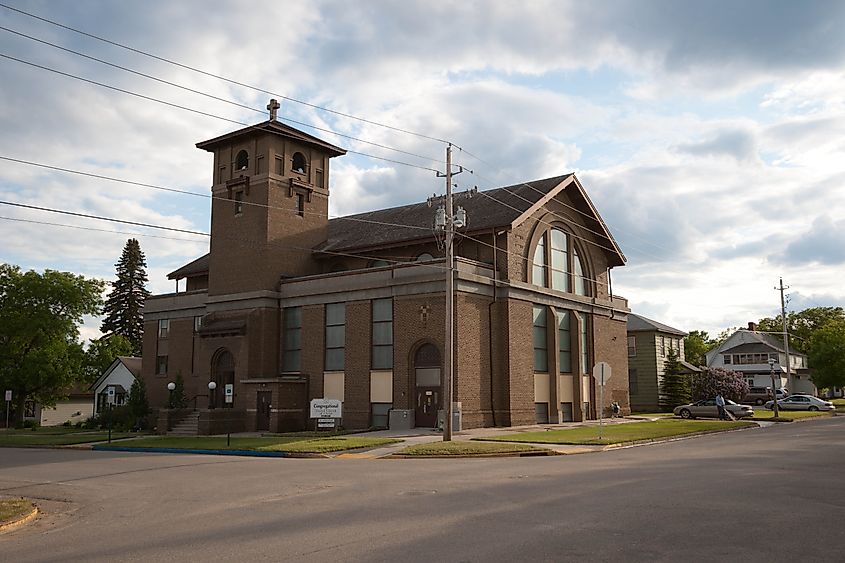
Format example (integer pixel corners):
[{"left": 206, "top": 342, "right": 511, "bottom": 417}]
[
  {"left": 0, "top": 155, "right": 434, "bottom": 234},
  {"left": 0, "top": 25, "right": 444, "bottom": 166},
  {"left": 0, "top": 52, "right": 442, "bottom": 175},
  {"left": 0, "top": 2, "right": 450, "bottom": 145},
  {"left": 2, "top": 155, "right": 612, "bottom": 289}
]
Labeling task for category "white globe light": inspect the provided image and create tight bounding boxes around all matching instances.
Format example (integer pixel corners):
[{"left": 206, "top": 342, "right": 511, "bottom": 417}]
[
  {"left": 208, "top": 381, "right": 217, "bottom": 390},
  {"left": 167, "top": 382, "right": 176, "bottom": 391}
]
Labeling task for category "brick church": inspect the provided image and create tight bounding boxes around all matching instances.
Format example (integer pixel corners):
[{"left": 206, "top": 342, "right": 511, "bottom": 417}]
[{"left": 141, "top": 103, "right": 631, "bottom": 433}]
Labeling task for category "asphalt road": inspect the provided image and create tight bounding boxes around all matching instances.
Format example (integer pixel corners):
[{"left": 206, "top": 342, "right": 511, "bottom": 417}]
[{"left": 1, "top": 418, "right": 844, "bottom": 562}]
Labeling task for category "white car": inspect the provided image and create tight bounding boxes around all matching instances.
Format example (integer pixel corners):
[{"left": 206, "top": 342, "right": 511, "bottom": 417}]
[{"left": 764, "top": 395, "right": 835, "bottom": 411}]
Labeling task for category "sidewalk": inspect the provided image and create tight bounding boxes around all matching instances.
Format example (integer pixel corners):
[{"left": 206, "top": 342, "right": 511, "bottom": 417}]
[{"left": 335, "top": 416, "right": 649, "bottom": 458}]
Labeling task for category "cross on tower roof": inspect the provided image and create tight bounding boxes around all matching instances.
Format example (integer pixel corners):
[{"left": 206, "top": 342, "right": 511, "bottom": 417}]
[{"left": 267, "top": 98, "right": 280, "bottom": 121}]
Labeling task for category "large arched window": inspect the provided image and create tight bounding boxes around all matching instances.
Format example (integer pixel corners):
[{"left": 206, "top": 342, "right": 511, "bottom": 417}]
[
  {"left": 531, "top": 227, "right": 590, "bottom": 296},
  {"left": 212, "top": 349, "right": 235, "bottom": 408}
]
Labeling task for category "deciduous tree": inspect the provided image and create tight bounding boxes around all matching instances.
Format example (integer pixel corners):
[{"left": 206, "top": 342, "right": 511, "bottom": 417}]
[
  {"left": 100, "top": 239, "right": 150, "bottom": 355},
  {"left": 81, "top": 334, "right": 133, "bottom": 384},
  {"left": 683, "top": 330, "right": 713, "bottom": 366},
  {"left": 808, "top": 320, "right": 845, "bottom": 391},
  {"left": 0, "top": 265, "right": 103, "bottom": 423}
]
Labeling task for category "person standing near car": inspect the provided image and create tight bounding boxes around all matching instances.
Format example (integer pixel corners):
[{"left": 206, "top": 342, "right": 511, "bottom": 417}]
[{"left": 716, "top": 393, "right": 727, "bottom": 420}]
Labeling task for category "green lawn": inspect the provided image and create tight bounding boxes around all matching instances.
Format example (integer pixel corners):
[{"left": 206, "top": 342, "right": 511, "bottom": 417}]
[
  {"left": 103, "top": 435, "right": 400, "bottom": 454},
  {"left": 396, "top": 441, "right": 547, "bottom": 456},
  {"left": 476, "top": 419, "right": 756, "bottom": 446},
  {"left": 831, "top": 398, "right": 845, "bottom": 407},
  {"left": 0, "top": 428, "right": 136, "bottom": 446},
  {"left": 0, "top": 498, "right": 34, "bottom": 524},
  {"left": 750, "top": 409, "right": 832, "bottom": 420}
]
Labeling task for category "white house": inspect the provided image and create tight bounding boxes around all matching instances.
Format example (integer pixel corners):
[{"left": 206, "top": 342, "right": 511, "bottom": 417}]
[
  {"left": 91, "top": 356, "right": 141, "bottom": 416},
  {"left": 705, "top": 323, "right": 815, "bottom": 395}
]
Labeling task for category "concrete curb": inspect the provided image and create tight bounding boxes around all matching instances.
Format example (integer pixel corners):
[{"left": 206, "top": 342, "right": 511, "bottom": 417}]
[
  {"left": 0, "top": 503, "right": 38, "bottom": 534},
  {"left": 91, "top": 445, "right": 328, "bottom": 458},
  {"left": 388, "top": 450, "right": 561, "bottom": 459}
]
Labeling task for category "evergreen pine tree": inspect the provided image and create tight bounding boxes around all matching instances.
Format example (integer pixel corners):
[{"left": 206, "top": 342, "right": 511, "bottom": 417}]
[
  {"left": 659, "top": 348, "right": 690, "bottom": 410},
  {"left": 100, "top": 239, "right": 150, "bottom": 355},
  {"left": 168, "top": 373, "right": 188, "bottom": 409},
  {"left": 127, "top": 376, "right": 150, "bottom": 428}
]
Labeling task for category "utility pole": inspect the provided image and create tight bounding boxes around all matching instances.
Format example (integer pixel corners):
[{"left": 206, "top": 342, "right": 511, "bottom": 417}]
[
  {"left": 776, "top": 278, "right": 791, "bottom": 393},
  {"left": 434, "top": 144, "right": 466, "bottom": 442}
]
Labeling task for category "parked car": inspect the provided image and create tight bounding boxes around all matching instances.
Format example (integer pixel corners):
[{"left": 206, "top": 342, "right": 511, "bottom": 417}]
[
  {"left": 743, "top": 387, "right": 774, "bottom": 405},
  {"left": 775, "top": 388, "right": 789, "bottom": 400},
  {"left": 764, "top": 395, "right": 835, "bottom": 411},
  {"left": 674, "top": 399, "right": 755, "bottom": 419}
]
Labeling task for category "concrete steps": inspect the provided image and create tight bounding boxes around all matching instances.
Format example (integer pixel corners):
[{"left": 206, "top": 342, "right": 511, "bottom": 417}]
[{"left": 168, "top": 411, "right": 200, "bottom": 436}]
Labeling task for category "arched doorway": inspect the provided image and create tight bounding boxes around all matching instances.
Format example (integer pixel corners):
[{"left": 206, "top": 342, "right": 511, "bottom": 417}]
[
  {"left": 414, "top": 343, "right": 441, "bottom": 427},
  {"left": 212, "top": 350, "right": 235, "bottom": 409}
]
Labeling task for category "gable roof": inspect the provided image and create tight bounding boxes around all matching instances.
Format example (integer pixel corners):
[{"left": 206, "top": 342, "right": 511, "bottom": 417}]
[
  {"left": 89, "top": 356, "right": 141, "bottom": 391},
  {"left": 627, "top": 313, "right": 687, "bottom": 336},
  {"left": 196, "top": 120, "right": 346, "bottom": 156},
  {"left": 719, "top": 329, "right": 804, "bottom": 356},
  {"left": 167, "top": 173, "right": 626, "bottom": 280}
]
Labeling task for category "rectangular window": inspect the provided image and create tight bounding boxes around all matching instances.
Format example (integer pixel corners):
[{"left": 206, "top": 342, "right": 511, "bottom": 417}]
[
  {"left": 325, "top": 303, "right": 345, "bottom": 371},
  {"left": 579, "top": 312, "right": 589, "bottom": 374},
  {"left": 627, "top": 335, "right": 637, "bottom": 357},
  {"left": 234, "top": 190, "right": 244, "bottom": 214},
  {"left": 534, "top": 402, "right": 549, "bottom": 424},
  {"left": 315, "top": 168, "right": 324, "bottom": 188},
  {"left": 371, "top": 403, "right": 391, "bottom": 428},
  {"left": 158, "top": 319, "right": 169, "bottom": 339},
  {"left": 560, "top": 402, "right": 574, "bottom": 422},
  {"left": 723, "top": 354, "right": 731, "bottom": 364},
  {"left": 156, "top": 355, "right": 168, "bottom": 375},
  {"left": 282, "top": 307, "right": 302, "bottom": 372},
  {"left": 557, "top": 309, "right": 571, "bottom": 373},
  {"left": 296, "top": 193, "right": 305, "bottom": 217},
  {"left": 550, "top": 229, "right": 569, "bottom": 292},
  {"left": 533, "top": 305, "right": 548, "bottom": 372},
  {"left": 275, "top": 156, "right": 283, "bottom": 175},
  {"left": 372, "top": 298, "right": 393, "bottom": 370},
  {"left": 532, "top": 236, "right": 547, "bottom": 287},
  {"left": 659, "top": 336, "right": 665, "bottom": 357},
  {"left": 628, "top": 368, "right": 638, "bottom": 394},
  {"left": 194, "top": 316, "right": 203, "bottom": 332}
]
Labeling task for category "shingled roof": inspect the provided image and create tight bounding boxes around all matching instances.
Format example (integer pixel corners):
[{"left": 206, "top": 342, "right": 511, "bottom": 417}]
[
  {"left": 168, "top": 172, "right": 625, "bottom": 279},
  {"left": 627, "top": 313, "right": 687, "bottom": 336},
  {"left": 321, "top": 174, "right": 572, "bottom": 253}
]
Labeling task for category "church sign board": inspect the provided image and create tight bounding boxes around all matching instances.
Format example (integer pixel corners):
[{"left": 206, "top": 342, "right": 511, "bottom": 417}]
[{"left": 310, "top": 398, "right": 342, "bottom": 431}]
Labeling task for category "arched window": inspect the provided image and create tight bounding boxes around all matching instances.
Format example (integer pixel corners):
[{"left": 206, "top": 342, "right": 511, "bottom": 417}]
[
  {"left": 530, "top": 226, "right": 590, "bottom": 296},
  {"left": 235, "top": 150, "right": 249, "bottom": 171},
  {"left": 292, "top": 152, "right": 307, "bottom": 174},
  {"left": 416, "top": 253, "right": 434, "bottom": 262}
]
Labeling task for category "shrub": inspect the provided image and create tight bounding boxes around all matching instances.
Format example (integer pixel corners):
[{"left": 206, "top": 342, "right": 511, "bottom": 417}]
[{"left": 690, "top": 367, "right": 749, "bottom": 402}]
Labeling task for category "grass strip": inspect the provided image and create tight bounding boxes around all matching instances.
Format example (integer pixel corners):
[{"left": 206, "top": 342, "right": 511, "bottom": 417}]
[
  {"left": 0, "top": 431, "right": 136, "bottom": 446},
  {"left": 397, "top": 441, "right": 546, "bottom": 456},
  {"left": 476, "top": 419, "right": 756, "bottom": 446},
  {"left": 749, "top": 410, "right": 831, "bottom": 420},
  {"left": 101, "top": 436, "right": 398, "bottom": 454},
  {"left": 0, "top": 498, "right": 33, "bottom": 524}
]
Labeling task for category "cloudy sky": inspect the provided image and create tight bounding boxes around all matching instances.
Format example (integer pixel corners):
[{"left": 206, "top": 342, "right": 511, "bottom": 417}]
[{"left": 1, "top": 0, "right": 843, "bottom": 342}]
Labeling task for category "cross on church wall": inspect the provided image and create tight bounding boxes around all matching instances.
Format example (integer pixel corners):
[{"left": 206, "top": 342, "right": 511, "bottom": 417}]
[
  {"left": 267, "top": 98, "right": 280, "bottom": 121},
  {"left": 419, "top": 304, "right": 430, "bottom": 325}
]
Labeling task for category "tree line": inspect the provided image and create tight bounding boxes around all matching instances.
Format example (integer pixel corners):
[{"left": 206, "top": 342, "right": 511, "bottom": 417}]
[{"left": 0, "top": 239, "right": 150, "bottom": 425}]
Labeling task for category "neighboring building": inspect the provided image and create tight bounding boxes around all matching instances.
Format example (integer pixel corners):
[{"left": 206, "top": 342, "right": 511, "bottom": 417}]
[
  {"left": 705, "top": 323, "right": 815, "bottom": 395},
  {"left": 140, "top": 107, "right": 631, "bottom": 433},
  {"left": 91, "top": 356, "right": 142, "bottom": 416},
  {"left": 31, "top": 385, "right": 94, "bottom": 427},
  {"left": 626, "top": 313, "right": 699, "bottom": 411}
]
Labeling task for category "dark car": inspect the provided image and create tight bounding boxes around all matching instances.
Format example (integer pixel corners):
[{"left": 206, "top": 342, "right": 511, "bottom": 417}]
[{"left": 743, "top": 387, "right": 774, "bottom": 405}]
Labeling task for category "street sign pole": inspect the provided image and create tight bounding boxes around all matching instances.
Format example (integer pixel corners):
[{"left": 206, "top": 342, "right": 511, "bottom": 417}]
[
  {"left": 592, "top": 362, "right": 613, "bottom": 441},
  {"left": 5, "top": 390, "right": 11, "bottom": 429}
]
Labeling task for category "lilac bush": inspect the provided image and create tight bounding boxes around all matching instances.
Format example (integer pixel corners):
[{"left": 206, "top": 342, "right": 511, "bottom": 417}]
[{"left": 689, "top": 367, "right": 749, "bottom": 402}]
